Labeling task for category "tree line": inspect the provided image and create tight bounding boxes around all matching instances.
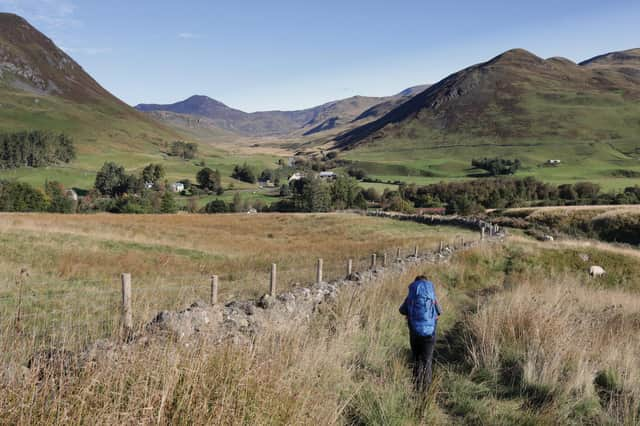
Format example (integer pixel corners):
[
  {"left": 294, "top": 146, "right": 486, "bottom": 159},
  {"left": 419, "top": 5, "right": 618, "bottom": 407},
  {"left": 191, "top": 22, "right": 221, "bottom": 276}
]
[
  {"left": 396, "top": 177, "right": 640, "bottom": 214},
  {"left": 0, "top": 131, "right": 75, "bottom": 169}
]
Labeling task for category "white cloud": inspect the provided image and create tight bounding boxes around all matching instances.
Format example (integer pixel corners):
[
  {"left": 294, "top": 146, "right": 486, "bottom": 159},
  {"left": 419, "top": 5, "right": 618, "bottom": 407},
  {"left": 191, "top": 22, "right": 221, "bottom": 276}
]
[
  {"left": 178, "top": 32, "right": 200, "bottom": 40},
  {"left": 0, "top": 0, "right": 81, "bottom": 28}
]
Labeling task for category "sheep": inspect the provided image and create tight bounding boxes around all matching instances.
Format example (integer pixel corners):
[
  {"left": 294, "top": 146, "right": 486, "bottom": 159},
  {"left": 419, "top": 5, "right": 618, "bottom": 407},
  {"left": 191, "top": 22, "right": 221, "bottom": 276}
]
[{"left": 589, "top": 266, "right": 606, "bottom": 277}]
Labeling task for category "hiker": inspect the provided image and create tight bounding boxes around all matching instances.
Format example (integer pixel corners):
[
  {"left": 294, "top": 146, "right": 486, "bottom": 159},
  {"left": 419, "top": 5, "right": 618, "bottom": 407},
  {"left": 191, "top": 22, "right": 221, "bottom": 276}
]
[{"left": 399, "top": 275, "right": 442, "bottom": 392}]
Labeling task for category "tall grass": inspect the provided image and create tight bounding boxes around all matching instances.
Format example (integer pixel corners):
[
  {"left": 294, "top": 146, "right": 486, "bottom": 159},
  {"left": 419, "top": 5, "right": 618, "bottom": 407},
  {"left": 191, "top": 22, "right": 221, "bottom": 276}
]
[
  {"left": 466, "top": 274, "right": 640, "bottom": 423},
  {"left": 0, "top": 213, "right": 474, "bottom": 353}
]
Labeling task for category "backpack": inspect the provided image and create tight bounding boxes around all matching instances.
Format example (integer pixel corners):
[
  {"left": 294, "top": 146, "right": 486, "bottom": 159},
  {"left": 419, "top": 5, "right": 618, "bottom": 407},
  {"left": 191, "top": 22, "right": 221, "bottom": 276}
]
[{"left": 407, "top": 280, "right": 438, "bottom": 336}]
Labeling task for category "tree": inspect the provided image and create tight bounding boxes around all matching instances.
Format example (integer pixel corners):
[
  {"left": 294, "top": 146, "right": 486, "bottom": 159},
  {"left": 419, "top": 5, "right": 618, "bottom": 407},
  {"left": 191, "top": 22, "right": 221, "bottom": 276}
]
[
  {"left": 0, "top": 131, "right": 75, "bottom": 169},
  {"left": 197, "top": 167, "right": 222, "bottom": 192},
  {"left": 160, "top": 191, "right": 178, "bottom": 213},
  {"left": 170, "top": 141, "right": 198, "bottom": 159},
  {"left": 363, "top": 187, "right": 381, "bottom": 202},
  {"left": 232, "top": 163, "right": 257, "bottom": 184},
  {"left": 204, "top": 199, "right": 228, "bottom": 213},
  {"left": 95, "top": 162, "right": 128, "bottom": 196},
  {"left": 347, "top": 167, "right": 367, "bottom": 180},
  {"left": 231, "top": 192, "right": 244, "bottom": 212},
  {"left": 259, "top": 169, "right": 274, "bottom": 182},
  {"left": 471, "top": 158, "right": 521, "bottom": 176},
  {"left": 292, "top": 177, "right": 331, "bottom": 212},
  {"left": 331, "top": 176, "right": 361, "bottom": 209},
  {"left": 142, "top": 164, "right": 165, "bottom": 186},
  {"left": 0, "top": 180, "right": 47, "bottom": 212},
  {"left": 44, "top": 181, "right": 74, "bottom": 213}
]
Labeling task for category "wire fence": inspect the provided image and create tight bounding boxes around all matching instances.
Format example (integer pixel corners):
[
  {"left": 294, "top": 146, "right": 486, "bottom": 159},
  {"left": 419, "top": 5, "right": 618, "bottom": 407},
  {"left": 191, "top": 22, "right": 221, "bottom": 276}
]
[{"left": 0, "top": 228, "right": 490, "bottom": 349}]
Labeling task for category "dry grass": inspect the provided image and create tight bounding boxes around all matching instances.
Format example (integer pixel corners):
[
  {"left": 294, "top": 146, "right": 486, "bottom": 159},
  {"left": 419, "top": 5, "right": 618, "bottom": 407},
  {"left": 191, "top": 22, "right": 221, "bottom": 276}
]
[
  {"left": 2, "top": 212, "right": 640, "bottom": 424},
  {"left": 467, "top": 273, "right": 640, "bottom": 423},
  {"left": 0, "top": 247, "right": 474, "bottom": 425},
  {"left": 0, "top": 212, "right": 474, "bottom": 354}
]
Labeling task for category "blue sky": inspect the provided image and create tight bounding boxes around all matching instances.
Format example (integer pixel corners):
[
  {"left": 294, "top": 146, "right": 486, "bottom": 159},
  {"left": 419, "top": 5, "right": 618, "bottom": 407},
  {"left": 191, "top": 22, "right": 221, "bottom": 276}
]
[{"left": 1, "top": 0, "right": 638, "bottom": 111}]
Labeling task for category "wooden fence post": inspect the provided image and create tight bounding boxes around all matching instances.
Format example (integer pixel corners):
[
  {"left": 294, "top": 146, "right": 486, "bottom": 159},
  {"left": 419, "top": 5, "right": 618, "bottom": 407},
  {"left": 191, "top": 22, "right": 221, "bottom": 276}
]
[
  {"left": 121, "top": 273, "right": 132, "bottom": 336},
  {"left": 414, "top": 246, "right": 419, "bottom": 257},
  {"left": 371, "top": 253, "right": 377, "bottom": 269},
  {"left": 210, "top": 275, "right": 219, "bottom": 306},
  {"left": 347, "top": 259, "right": 353, "bottom": 277},
  {"left": 383, "top": 252, "right": 388, "bottom": 267},
  {"left": 439, "top": 240, "right": 444, "bottom": 252},
  {"left": 396, "top": 247, "right": 401, "bottom": 259},
  {"left": 317, "top": 258, "right": 323, "bottom": 283},
  {"left": 481, "top": 227, "right": 485, "bottom": 240},
  {"left": 270, "top": 264, "right": 277, "bottom": 297}
]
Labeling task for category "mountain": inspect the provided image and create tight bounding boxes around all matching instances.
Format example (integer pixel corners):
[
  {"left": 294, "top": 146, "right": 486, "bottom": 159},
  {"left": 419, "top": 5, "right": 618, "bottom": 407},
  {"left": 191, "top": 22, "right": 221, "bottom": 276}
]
[
  {"left": 334, "top": 48, "right": 640, "bottom": 150},
  {"left": 0, "top": 13, "right": 178, "bottom": 163},
  {"left": 135, "top": 86, "right": 429, "bottom": 139}
]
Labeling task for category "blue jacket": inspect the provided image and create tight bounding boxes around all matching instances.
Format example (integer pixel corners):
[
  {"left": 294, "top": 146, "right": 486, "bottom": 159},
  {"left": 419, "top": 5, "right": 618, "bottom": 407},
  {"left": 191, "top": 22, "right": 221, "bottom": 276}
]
[{"left": 399, "top": 279, "right": 441, "bottom": 336}]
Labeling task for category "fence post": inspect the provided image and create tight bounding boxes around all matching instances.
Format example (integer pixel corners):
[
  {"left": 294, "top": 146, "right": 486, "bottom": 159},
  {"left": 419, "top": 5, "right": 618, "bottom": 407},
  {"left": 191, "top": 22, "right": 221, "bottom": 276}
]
[
  {"left": 481, "top": 227, "right": 485, "bottom": 240},
  {"left": 383, "top": 252, "right": 388, "bottom": 267},
  {"left": 414, "top": 245, "right": 419, "bottom": 258},
  {"left": 396, "top": 247, "right": 401, "bottom": 259},
  {"left": 371, "top": 253, "right": 377, "bottom": 269},
  {"left": 210, "top": 275, "right": 219, "bottom": 305},
  {"left": 317, "top": 258, "right": 323, "bottom": 283},
  {"left": 439, "top": 240, "right": 444, "bottom": 252},
  {"left": 347, "top": 259, "right": 353, "bottom": 277},
  {"left": 461, "top": 236, "right": 465, "bottom": 247},
  {"left": 121, "top": 273, "right": 132, "bottom": 337},
  {"left": 270, "top": 264, "right": 277, "bottom": 297}
]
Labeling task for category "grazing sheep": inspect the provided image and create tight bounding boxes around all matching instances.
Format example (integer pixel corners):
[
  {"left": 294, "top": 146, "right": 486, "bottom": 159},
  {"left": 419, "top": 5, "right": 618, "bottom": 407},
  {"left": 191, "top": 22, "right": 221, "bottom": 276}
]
[
  {"left": 589, "top": 266, "right": 605, "bottom": 277},
  {"left": 543, "top": 235, "right": 554, "bottom": 241}
]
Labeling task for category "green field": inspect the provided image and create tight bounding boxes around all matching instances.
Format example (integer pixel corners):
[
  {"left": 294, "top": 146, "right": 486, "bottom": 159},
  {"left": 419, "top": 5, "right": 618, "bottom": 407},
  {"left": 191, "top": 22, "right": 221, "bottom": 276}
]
[{"left": 342, "top": 128, "right": 640, "bottom": 191}]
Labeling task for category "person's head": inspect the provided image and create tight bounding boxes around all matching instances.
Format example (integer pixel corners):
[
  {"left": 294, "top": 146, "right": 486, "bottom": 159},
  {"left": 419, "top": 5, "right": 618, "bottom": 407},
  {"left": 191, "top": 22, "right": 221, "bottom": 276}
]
[{"left": 414, "top": 275, "right": 428, "bottom": 282}]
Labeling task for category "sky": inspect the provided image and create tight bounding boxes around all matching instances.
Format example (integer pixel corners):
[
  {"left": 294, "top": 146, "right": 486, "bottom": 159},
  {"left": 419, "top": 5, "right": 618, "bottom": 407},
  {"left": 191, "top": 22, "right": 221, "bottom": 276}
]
[{"left": 0, "top": 0, "right": 639, "bottom": 111}]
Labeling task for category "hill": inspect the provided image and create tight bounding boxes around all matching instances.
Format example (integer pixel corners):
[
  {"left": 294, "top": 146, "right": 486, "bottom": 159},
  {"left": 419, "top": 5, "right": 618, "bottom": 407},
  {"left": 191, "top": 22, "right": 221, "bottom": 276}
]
[
  {"left": 334, "top": 48, "right": 640, "bottom": 189},
  {"left": 135, "top": 86, "right": 430, "bottom": 139},
  {"left": 0, "top": 13, "right": 254, "bottom": 190}
]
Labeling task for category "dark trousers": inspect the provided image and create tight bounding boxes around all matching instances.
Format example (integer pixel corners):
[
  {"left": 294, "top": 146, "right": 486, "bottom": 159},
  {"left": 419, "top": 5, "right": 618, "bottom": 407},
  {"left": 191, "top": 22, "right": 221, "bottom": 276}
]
[{"left": 409, "top": 330, "right": 436, "bottom": 392}]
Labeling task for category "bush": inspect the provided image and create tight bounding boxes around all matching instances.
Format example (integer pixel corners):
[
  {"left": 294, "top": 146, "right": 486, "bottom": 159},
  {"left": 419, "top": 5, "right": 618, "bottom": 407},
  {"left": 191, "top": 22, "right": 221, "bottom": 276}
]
[
  {"left": 170, "top": 141, "right": 198, "bottom": 159},
  {"left": 204, "top": 199, "right": 229, "bottom": 213},
  {"left": 197, "top": 167, "right": 223, "bottom": 193},
  {"left": 347, "top": 167, "right": 367, "bottom": 180},
  {"left": 94, "top": 162, "right": 128, "bottom": 197},
  {"left": 0, "top": 180, "right": 47, "bottom": 211},
  {"left": 44, "top": 181, "right": 75, "bottom": 213},
  {"left": 471, "top": 158, "right": 521, "bottom": 176},
  {"left": 232, "top": 163, "right": 257, "bottom": 184}
]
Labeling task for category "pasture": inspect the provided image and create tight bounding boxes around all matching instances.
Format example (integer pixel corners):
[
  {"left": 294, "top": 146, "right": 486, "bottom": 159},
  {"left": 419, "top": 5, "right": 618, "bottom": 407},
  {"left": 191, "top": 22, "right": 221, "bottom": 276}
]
[
  {"left": 0, "top": 213, "right": 475, "bottom": 356},
  {"left": 1, "top": 218, "right": 640, "bottom": 423}
]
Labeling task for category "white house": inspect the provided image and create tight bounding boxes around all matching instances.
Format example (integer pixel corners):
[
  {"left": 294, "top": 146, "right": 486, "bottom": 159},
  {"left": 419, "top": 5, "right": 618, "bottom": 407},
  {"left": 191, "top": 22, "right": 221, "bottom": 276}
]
[
  {"left": 288, "top": 172, "right": 305, "bottom": 183},
  {"left": 319, "top": 171, "right": 337, "bottom": 180},
  {"left": 170, "top": 182, "right": 185, "bottom": 193}
]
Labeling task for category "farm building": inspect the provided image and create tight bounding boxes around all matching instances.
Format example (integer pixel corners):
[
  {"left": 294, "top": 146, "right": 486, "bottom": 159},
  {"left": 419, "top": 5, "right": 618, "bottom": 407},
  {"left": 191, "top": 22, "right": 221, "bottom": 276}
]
[
  {"left": 288, "top": 172, "right": 305, "bottom": 182},
  {"left": 319, "top": 171, "right": 337, "bottom": 180},
  {"left": 547, "top": 159, "right": 561, "bottom": 165},
  {"left": 170, "top": 182, "right": 185, "bottom": 193}
]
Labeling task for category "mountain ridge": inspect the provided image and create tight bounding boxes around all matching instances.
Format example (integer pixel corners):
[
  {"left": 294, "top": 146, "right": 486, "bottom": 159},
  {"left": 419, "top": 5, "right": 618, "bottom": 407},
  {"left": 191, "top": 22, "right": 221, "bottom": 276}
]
[
  {"left": 333, "top": 47, "right": 640, "bottom": 149},
  {"left": 135, "top": 85, "right": 430, "bottom": 138}
]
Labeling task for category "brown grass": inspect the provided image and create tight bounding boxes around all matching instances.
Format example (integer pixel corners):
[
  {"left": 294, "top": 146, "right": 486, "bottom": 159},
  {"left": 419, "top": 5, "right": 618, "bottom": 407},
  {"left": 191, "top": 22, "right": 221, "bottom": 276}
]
[
  {"left": 467, "top": 273, "right": 640, "bottom": 423},
  {"left": 0, "top": 212, "right": 474, "bottom": 354}
]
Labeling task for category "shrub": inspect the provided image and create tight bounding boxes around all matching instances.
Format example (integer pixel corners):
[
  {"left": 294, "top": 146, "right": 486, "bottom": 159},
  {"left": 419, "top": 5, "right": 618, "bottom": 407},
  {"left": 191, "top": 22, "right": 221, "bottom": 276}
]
[
  {"left": 204, "top": 199, "right": 228, "bottom": 213},
  {"left": 0, "top": 180, "right": 47, "bottom": 211},
  {"left": 231, "top": 163, "right": 257, "bottom": 184},
  {"left": 471, "top": 157, "right": 521, "bottom": 176}
]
